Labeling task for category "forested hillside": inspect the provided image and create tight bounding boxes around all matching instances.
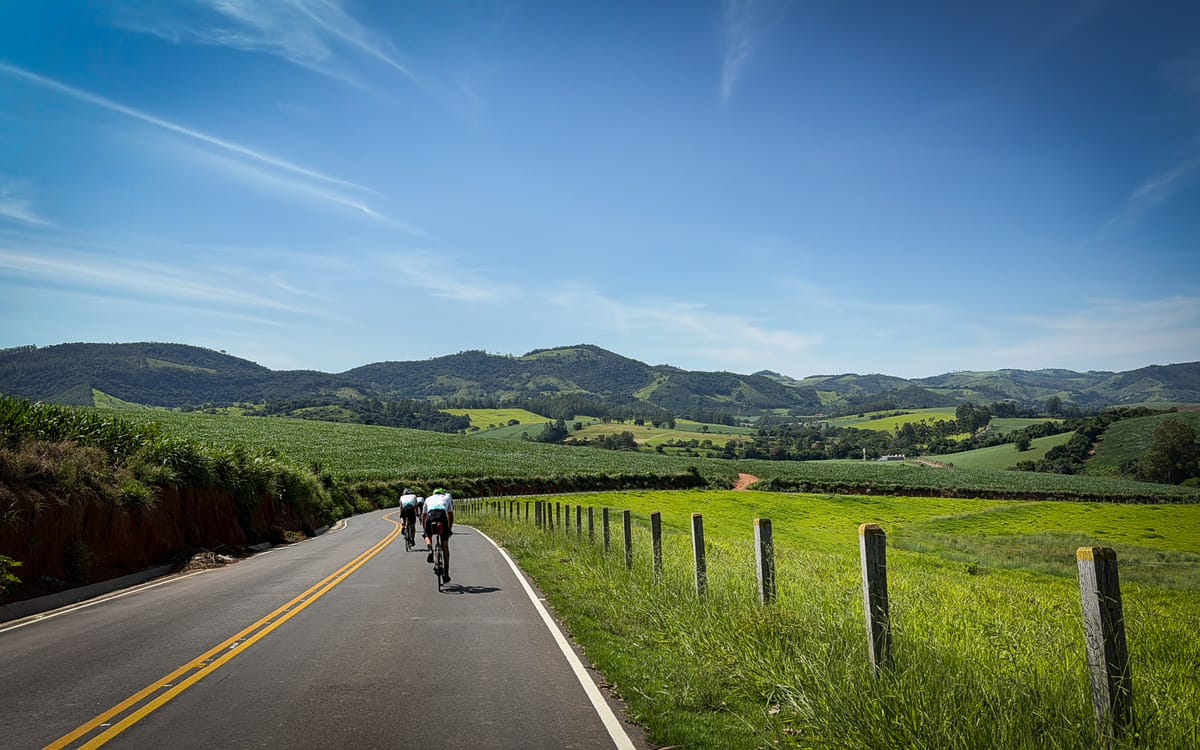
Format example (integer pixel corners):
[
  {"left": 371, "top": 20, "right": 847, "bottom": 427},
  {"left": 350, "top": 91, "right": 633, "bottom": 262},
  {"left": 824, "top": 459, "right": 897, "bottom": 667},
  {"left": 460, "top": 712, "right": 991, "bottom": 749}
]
[{"left": 2, "top": 342, "right": 1198, "bottom": 419}]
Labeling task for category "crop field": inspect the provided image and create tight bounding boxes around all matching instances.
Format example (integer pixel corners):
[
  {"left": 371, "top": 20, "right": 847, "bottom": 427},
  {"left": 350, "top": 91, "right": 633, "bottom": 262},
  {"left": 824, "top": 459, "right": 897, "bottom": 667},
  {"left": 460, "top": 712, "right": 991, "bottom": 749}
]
[
  {"left": 467, "top": 490, "right": 1200, "bottom": 748},
  {"left": 937, "top": 431, "right": 1074, "bottom": 470},
  {"left": 1087, "top": 410, "right": 1200, "bottom": 477},
  {"left": 108, "top": 410, "right": 1200, "bottom": 501}
]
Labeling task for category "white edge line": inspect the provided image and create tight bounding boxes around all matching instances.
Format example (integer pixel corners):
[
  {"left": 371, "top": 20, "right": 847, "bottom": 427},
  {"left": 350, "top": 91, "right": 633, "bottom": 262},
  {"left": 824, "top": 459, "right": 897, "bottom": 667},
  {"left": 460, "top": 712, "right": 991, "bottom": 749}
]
[
  {"left": 471, "top": 526, "right": 637, "bottom": 750},
  {"left": 0, "top": 570, "right": 213, "bottom": 634},
  {"left": 1, "top": 518, "right": 351, "bottom": 634}
]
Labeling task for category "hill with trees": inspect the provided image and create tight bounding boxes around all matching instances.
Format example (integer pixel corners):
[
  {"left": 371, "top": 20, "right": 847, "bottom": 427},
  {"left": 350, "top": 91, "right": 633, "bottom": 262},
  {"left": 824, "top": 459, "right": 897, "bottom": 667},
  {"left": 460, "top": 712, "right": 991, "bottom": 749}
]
[{"left": 2, "top": 343, "right": 1198, "bottom": 426}]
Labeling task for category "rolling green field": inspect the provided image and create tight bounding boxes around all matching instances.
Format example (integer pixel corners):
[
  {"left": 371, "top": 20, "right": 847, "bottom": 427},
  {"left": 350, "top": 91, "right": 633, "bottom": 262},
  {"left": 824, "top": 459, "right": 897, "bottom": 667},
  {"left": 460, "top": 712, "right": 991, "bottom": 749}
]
[
  {"left": 466, "top": 490, "right": 1200, "bottom": 748},
  {"left": 106, "top": 410, "right": 1200, "bottom": 502},
  {"left": 936, "top": 431, "right": 1075, "bottom": 470},
  {"left": 1087, "top": 410, "right": 1200, "bottom": 477}
]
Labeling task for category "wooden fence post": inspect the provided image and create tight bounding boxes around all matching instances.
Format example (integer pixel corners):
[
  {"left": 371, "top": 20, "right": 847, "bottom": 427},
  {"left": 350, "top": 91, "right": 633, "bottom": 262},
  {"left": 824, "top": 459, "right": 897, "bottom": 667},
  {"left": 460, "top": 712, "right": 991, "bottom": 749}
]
[
  {"left": 1078, "top": 547, "right": 1133, "bottom": 747},
  {"left": 623, "top": 510, "right": 633, "bottom": 570},
  {"left": 525, "top": 501, "right": 530, "bottom": 523},
  {"left": 564, "top": 504, "right": 571, "bottom": 537},
  {"left": 588, "top": 507, "right": 595, "bottom": 543},
  {"left": 755, "top": 518, "right": 775, "bottom": 605},
  {"left": 859, "top": 523, "right": 892, "bottom": 675},
  {"left": 691, "top": 513, "right": 707, "bottom": 597},
  {"left": 650, "top": 512, "right": 663, "bottom": 577},
  {"left": 576, "top": 505, "right": 582, "bottom": 539},
  {"left": 556, "top": 502, "right": 562, "bottom": 530},
  {"left": 603, "top": 508, "right": 611, "bottom": 554}
]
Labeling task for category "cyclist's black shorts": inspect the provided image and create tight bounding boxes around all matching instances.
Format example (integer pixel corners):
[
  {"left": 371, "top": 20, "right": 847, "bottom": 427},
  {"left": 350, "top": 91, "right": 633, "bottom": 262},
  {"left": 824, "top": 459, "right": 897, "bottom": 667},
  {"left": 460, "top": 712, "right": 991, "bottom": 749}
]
[
  {"left": 425, "top": 510, "right": 451, "bottom": 539},
  {"left": 400, "top": 506, "right": 416, "bottom": 525}
]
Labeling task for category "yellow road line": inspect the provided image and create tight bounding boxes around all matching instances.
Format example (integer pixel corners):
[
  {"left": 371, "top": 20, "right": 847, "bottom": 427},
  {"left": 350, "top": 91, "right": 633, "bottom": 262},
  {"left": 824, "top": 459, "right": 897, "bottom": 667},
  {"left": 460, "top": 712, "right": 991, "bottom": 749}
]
[{"left": 45, "top": 515, "right": 402, "bottom": 750}]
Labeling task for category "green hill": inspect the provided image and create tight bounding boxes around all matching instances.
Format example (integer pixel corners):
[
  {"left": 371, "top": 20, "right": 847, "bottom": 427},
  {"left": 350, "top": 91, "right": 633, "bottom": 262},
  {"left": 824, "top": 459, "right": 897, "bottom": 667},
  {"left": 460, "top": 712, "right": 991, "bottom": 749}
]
[
  {"left": 1086, "top": 410, "right": 1200, "bottom": 477},
  {"left": 2, "top": 343, "right": 1198, "bottom": 422},
  {"left": 936, "top": 432, "right": 1075, "bottom": 470}
]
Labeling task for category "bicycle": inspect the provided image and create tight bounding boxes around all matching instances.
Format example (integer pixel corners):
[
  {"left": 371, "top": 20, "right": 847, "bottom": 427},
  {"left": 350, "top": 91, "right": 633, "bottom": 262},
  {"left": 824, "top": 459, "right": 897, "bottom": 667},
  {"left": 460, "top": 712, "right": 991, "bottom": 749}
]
[
  {"left": 403, "top": 519, "right": 416, "bottom": 551},
  {"left": 430, "top": 521, "right": 447, "bottom": 591}
]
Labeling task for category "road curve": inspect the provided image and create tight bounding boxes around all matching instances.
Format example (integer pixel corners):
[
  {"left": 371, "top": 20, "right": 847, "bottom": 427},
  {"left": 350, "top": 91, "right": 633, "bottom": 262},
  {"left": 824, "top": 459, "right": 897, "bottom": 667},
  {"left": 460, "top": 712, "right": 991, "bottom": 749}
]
[{"left": 0, "top": 509, "right": 645, "bottom": 749}]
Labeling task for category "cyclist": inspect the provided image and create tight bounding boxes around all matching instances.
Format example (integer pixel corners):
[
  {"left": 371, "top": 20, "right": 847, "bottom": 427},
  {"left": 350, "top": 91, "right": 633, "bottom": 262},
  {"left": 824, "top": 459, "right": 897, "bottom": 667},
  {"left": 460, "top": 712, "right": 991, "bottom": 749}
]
[
  {"left": 399, "top": 489, "right": 418, "bottom": 546},
  {"left": 422, "top": 488, "right": 454, "bottom": 582}
]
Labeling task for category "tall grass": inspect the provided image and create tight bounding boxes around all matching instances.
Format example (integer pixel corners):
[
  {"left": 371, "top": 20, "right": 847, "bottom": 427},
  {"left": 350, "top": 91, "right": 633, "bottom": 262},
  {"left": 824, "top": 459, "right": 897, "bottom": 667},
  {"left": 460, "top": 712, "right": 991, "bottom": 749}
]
[{"left": 463, "top": 492, "right": 1200, "bottom": 749}]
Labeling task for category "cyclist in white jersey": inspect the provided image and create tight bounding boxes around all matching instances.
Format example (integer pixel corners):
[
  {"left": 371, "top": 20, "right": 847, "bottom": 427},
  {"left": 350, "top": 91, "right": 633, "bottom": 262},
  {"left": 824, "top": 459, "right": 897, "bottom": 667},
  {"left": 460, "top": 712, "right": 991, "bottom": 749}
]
[
  {"left": 399, "top": 490, "right": 418, "bottom": 540},
  {"left": 422, "top": 489, "right": 455, "bottom": 581}
]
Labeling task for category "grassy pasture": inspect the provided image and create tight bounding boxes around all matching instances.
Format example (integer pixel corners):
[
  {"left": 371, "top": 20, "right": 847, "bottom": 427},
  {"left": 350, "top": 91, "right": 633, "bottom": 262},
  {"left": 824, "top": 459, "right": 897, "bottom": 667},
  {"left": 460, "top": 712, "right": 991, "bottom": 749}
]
[
  {"left": 938, "top": 431, "right": 1074, "bottom": 470},
  {"left": 443, "top": 407, "right": 548, "bottom": 430},
  {"left": 1087, "top": 410, "right": 1200, "bottom": 477},
  {"left": 467, "top": 490, "right": 1200, "bottom": 748}
]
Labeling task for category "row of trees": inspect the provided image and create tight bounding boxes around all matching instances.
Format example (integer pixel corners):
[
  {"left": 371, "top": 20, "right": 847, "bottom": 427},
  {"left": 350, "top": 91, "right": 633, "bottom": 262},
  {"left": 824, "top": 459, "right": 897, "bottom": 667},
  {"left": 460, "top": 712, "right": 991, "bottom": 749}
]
[{"left": 242, "top": 396, "right": 471, "bottom": 432}]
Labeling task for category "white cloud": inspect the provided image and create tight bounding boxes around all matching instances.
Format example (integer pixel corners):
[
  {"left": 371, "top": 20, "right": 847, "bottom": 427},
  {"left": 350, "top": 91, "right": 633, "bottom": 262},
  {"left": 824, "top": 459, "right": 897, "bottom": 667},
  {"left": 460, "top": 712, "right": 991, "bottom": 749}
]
[
  {"left": 0, "top": 61, "right": 367, "bottom": 192},
  {"left": 995, "top": 296, "right": 1200, "bottom": 368},
  {"left": 110, "top": 0, "right": 416, "bottom": 88},
  {"left": 376, "top": 251, "right": 512, "bottom": 302},
  {"left": 550, "top": 288, "right": 820, "bottom": 373},
  {"left": 0, "top": 247, "right": 322, "bottom": 316},
  {"left": 1103, "top": 143, "right": 1200, "bottom": 234},
  {"left": 0, "top": 179, "right": 52, "bottom": 227},
  {"left": 719, "top": 0, "right": 787, "bottom": 105}
]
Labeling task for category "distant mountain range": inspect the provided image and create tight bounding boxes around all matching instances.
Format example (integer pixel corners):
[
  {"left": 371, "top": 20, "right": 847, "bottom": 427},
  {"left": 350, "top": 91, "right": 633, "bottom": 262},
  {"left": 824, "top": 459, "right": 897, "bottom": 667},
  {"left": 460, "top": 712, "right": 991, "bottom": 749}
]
[{"left": 1, "top": 342, "right": 1198, "bottom": 417}]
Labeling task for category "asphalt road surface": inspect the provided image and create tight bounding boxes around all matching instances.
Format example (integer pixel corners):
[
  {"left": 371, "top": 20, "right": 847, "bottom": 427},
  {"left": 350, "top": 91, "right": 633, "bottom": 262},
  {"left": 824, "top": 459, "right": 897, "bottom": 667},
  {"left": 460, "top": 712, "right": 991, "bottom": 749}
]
[{"left": 0, "top": 509, "right": 644, "bottom": 749}]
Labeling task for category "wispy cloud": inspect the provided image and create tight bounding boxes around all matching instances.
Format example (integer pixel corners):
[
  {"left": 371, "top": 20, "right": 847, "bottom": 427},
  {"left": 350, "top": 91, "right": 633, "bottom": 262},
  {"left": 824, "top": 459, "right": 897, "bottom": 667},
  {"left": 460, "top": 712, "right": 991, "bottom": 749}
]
[
  {"left": 991, "top": 296, "right": 1200, "bottom": 369},
  {"left": 719, "top": 0, "right": 787, "bottom": 106},
  {"left": 0, "top": 60, "right": 366, "bottom": 192},
  {"left": 110, "top": 0, "right": 416, "bottom": 89},
  {"left": 377, "top": 251, "right": 511, "bottom": 302},
  {"left": 550, "top": 288, "right": 820, "bottom": 372},
  {"left": 0, "top": 60, "right": 405, "bottom": 221},
  {"left": 0, "top": 179, "right": 53, "bottom": 227},
  {"left": 1102, "top": 139, "right": 1200, "bottom": 234},
  {"left": 0, "top": 247, "right": 322, "bottom": 316}
]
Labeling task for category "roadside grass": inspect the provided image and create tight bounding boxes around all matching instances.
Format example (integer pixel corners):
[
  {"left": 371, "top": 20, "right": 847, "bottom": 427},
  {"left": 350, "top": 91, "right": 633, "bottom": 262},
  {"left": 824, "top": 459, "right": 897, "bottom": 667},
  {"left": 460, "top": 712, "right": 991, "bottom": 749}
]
[
  {"left": 937, "top": 432, "right": 1074, "bottom": 470},
  {"left": 467, "top": 490, "right": 1200, "bottom": 749},
  {"left": 1087, "top": 411, "right": 1200, "bottom": 477}
]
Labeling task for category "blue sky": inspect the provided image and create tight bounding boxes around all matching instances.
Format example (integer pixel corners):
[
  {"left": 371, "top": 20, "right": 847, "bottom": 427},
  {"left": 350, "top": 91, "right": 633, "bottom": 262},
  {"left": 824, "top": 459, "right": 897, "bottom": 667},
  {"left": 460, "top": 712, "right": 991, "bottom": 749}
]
[{"left": 1, "top": 1, "right": 1197, "bottom": 379}]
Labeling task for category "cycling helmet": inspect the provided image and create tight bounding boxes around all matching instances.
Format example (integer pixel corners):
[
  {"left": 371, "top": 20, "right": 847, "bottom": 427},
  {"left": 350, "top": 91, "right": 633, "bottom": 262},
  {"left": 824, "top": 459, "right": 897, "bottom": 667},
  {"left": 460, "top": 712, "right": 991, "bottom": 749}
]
[{"left": 434, "top": 487, "right": 447, "bottom": 495}]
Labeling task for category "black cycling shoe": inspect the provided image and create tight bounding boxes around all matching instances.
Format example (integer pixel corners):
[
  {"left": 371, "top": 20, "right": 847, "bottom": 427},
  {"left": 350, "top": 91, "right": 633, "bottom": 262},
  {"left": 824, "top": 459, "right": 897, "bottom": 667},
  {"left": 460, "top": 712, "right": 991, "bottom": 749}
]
[
  {"left": 426, "top": 552, "right": 433, "bottom": 563},
  {"left": 443, "top": 573, "right": 451, "bottom": 583}
]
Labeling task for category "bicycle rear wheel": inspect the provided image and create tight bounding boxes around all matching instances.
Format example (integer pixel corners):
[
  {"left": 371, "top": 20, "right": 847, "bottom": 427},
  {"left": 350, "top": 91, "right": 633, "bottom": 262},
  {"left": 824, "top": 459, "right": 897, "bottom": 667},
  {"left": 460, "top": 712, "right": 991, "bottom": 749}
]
[{"left": 433, "top": 536, "right": 445, "bottom": 591}]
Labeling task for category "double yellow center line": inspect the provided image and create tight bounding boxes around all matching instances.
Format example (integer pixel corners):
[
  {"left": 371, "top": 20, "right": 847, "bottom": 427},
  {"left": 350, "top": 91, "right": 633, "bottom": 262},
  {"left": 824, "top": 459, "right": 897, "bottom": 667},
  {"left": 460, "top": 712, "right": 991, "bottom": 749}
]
[{"left": 46, "top": 515, "right": 403, "bottom": 749}]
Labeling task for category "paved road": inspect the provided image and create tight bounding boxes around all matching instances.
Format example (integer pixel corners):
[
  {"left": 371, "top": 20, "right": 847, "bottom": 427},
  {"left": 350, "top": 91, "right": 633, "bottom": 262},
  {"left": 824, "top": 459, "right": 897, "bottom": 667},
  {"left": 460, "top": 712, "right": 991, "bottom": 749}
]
[{"left": 0, "top": 509, "right": 643, "bottom": 749}]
